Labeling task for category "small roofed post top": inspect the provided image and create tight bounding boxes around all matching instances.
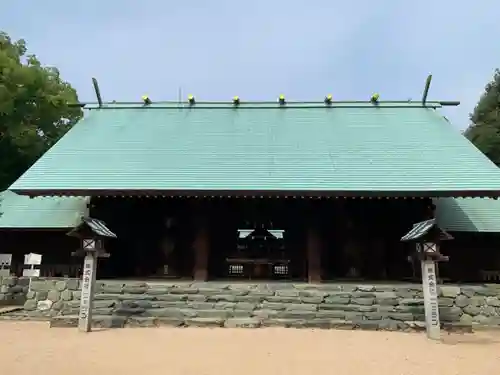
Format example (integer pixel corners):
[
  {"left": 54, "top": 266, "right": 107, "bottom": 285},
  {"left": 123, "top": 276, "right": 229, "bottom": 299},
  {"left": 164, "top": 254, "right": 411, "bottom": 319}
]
[
  {"left": 67, "top": 216, "right": 117, "bottom": 240},
  {"left": 401, "top": 218, "right": 452, "bottom": 262},
  {"left": 67, "top": 216, "right": 116, "bottom": 258}
]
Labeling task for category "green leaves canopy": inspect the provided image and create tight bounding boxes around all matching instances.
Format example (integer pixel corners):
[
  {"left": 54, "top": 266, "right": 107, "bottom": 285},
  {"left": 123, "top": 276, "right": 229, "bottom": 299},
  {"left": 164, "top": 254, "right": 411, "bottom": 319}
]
[
  {"left": 0, "top": 31, "right": 82, "bottom": 189},
  {"left": 465, "top": 69, "right": 500, "bottom": 165}
]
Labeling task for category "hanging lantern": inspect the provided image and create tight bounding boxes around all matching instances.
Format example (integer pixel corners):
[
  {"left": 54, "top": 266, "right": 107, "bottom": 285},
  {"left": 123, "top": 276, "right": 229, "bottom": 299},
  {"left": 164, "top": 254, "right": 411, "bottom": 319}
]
[
  {"left": 324, "top": 94, "right": 333, "bottom": 105},
  {"left": 278, "top": 94, "right": 286, "bottom": 105},
  {"left": 233, "top": 96, "right": 240, "bottom": 105},
  {"left": 371, "top": 93, "right": 380, "bottom": 103},
  {"left": 188, "top": 95, "right": 196, "bottom": 105}
]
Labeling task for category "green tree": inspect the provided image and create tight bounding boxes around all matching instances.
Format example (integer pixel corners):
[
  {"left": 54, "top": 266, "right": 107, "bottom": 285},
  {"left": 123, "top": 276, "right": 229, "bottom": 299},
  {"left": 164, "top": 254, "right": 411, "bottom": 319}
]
[
  {"left": 464, "top": 69, "right": 500, "bottom": 165},
  {"left": 0, "top": 31, "right": 82, "bottom": 190}
]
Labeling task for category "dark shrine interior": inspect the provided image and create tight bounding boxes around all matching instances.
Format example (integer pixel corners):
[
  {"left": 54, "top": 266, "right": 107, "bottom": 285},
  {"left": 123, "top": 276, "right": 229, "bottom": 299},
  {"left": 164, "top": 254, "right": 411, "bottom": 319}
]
[{"left": 90, "top": 196, "right": 434, "bottom": 281}]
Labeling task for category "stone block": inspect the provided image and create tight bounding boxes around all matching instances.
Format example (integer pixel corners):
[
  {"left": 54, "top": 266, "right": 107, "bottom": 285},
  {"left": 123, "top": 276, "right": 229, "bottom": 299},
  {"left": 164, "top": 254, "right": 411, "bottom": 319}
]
[
  {"left": 261, "top": 302, "right": 286, "bottom": 310},
  {"left": 54, "top": 281, "right": 67, "bottom": 292},
  {"left": 252, "top": 309, "right": 279, "bottom": 319},
  {"left": 233, "top": 295, "right": 263, "bottom": 303},
  {"left": 261, "top": 318, "right": 304, "bottom": 328},
  {"left": 101, "top": 283, "right": 123, "bottom": 293},
  {"left": 248, "top": 290, "right": 274, "bottom": 298},
  {"left": 153, "top": 301, "right": 188, "bottom": 308},
  {"left": 376, "top": 298, "right": 399, "bottom": 306},
  {"left": 486, "top": 297, "right": 500, "bottom": 307},
  {"left": 351, "top": 297, "right": 374, "bottom": 306},
  {"left": 94, "top": 300, "right": 116, "bottom": 308},
  {"left": 156, "top": 317, "right": 184, "bottom": 327},
  {"left": 234, "top": 302, "right": 257, "bottom": 311},
  {"left": 37, "top": 300, "right": 53, "bottom": 311},
  {"left": 323, "top": 296, "right": 350, "bottom": 305},
  {"left": 374, "top": 291, "right": 397, "bottom": 299},
  {"left": 198, "top": 287, "right": 229, "bottom": 295},
  {"left": 117, "top": 294, "right": 155, "bottom": 301},
  {"left": 230, "top": 310, "right": 253, "bottom": 318},
  {"left": 66, "top": 279, "right": 80, "bottom": 291},
  {"left": 438, "top": 298, "right": 454, "bottom": 307},
  {"left": 399, "top": 298, "right": 424, "bottom": 306},
  {"left": 114, "top": 307, "right": 145, "bottom": 315},
  {"left": 455, "top": 295, "right": 470, "bottom": 307},
  {"left": 301, "top": 296, "right": 324, "bottom": 304},
  {"left": 275, "top": 290, "right": 300, "bottom": 297},
  {"left": 126, "top": 317, "right": 158, "bottom": 327},
  {"left": 94, "top": 315, "right": 127, "bottom": 328},
  {"left": 207, "top": 294, "right": 237, "bottom": 302},
  {"left": 387, "top": 312, "right": 413, "bottom": 321},
  {"left": 0, "top": 285, "right": 9, "bottom": 293},
  {"left": 301, "top": 319, "right": 333, "bottom": 329},
  {"left": 352, "top": 292, "right": 375, "bottom": 298},
  {"left": 395, "top": 290, "right": 417, "bottom": 298},
  {"left": 169, "top": 287, "right": 198, "bottom": 294},
  {"left": 298, "top": 290, "right": 328, "bottom": 298},
  {"left": 186, "top": 302, "right": 213, "bottom": 310},
  {"left": 356, "top": 285, "right": 375, "bottom": 292},
  {"left": 186, "top": 294, "right": 207, "bottom": 302},
  {"left": 184, "top": 317, "right": 224, "bottom": 327},
  {"left": 122, "top": 285, "right": 148, "bottom": 294},
  {"left": 52, "top": 300, "right": 65, "bottom": 311},
  {"left": 439, "top": 307, "right": 461, "bottom": 322},
  {"left": 277, "top": 310, "right": 317, "bottom": 319},
  {"left": 474, "top": 288, "right": 497, "bottom": 297},
  {"left": 60, "top": 290, "right": 73, "bottom": 301},
  {"left": 224, "top": 318, "right": 261, "bottom": 328},
  {"left": 146, "top": 308, "right": 184, "bottom": 318},
  {"left": 315, "top": 310, "right": 346, "bottom": 319},
  {"left": 364, "top": 312, "right": 383, "bottom": 320},
  {"left": 214, "top": 302, "right": 236, "bottom": 310},
  {"left": 23, "top": 300, "right": 37, "bottom": 311},
  {"left": 155, "top": 294, "right": 188, "bottom": 301},
  {"left": 264, "top": 296, "right": 301, "bottom": 303},
  {"left": 463, "top": 305, "right": 481, "bottom": 316},
  {"left": 36, "top": 291, "right": 48, "bottom": 300},
  {"left": 469, "top": 296, "right": 486, "bottom": 306},
  {"left": 439, "top": 286, "right": 461, "bottom": 298},
  {"left": 378, "top": 319, "right": 407, "bottom": 331},
  {"left": 284, "top": 303, "right": 317, "bottom": 311},
  {"left": 30, "top": 280, "right": 55, "bottom": 292},
  {"left": 196, "top": 309, "right": 231, "bottom": 319},
  {"left": 146, "top": 287, "right": 170, "bottom": 295},
  {"left": 47, "top": 290, "right": 60, "bottom": 302},
  {"left": 1, "top": 277, "right": 16, "bottom": 286}
]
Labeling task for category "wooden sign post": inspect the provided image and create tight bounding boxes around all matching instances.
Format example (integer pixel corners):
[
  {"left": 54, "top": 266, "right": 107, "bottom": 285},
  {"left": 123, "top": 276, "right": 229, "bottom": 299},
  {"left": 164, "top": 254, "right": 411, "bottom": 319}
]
[
  {"left": 401, "top": 218, "right": 452, "bottom": 341},
  {"left": 67, "top": 216, "right": 116, "bottom": 333},
  {"left": 418, "top": 243, "right": 440, "bottom": 340},
  {"left": 79, "top": 239, "right": 99, "bottom": 332}
]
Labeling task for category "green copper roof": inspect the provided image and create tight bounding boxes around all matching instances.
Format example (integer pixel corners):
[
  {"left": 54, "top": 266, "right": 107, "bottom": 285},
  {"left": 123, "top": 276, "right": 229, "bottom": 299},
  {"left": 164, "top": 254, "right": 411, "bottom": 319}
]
[
  {"left": 9, "top": 101, "right": 500, "bottom": 197},
  {"left": 0, "top": 190, "right": 87, "bottom": 229},
  {"left": 435, "top": 197, "right": 500, "bottom": 232}
]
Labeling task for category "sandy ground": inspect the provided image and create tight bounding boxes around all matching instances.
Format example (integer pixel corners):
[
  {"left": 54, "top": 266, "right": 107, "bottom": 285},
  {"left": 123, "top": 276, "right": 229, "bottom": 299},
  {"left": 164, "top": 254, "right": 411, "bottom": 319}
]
[{"left": 1, "top": 322, "right": 499, "bottom": 375}]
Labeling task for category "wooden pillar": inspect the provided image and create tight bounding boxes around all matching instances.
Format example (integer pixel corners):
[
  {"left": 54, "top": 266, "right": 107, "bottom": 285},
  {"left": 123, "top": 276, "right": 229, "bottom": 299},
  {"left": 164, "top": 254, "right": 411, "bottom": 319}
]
[
  {"left": 192, "top": 215, "right": 210, "bottom": 281},
  {"left": 306, "top": 227, "right": 322, "bottom": 283}
]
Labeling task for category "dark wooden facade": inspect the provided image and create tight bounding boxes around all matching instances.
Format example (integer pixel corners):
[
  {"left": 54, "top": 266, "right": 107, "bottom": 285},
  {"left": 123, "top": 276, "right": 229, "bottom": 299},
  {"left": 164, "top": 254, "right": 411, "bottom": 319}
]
[{"left": 2, "top": 197, "right": 498, "bottom": 283}]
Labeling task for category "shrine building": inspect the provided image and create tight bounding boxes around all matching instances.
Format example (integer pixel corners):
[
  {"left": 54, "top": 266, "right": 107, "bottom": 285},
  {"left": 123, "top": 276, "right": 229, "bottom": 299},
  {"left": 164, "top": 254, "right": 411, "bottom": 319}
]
[{"left": 3, "top": 95, "right": 500, "bottom": 283}]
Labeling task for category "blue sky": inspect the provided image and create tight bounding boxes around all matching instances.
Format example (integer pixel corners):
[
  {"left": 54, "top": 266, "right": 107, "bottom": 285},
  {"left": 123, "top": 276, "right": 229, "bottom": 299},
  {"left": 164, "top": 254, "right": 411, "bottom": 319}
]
[{"left": 2, "top": 0, "right": 499, "bottom": 129}]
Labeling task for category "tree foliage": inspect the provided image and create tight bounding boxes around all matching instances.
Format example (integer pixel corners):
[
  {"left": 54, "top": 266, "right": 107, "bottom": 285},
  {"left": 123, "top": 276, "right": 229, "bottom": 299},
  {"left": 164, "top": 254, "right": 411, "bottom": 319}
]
[
  {"left": 464, "top": 69, "right": 500, "bottom": 165},
  {"left": 0, "top": 31, "right": 82, "bottom": 190}
]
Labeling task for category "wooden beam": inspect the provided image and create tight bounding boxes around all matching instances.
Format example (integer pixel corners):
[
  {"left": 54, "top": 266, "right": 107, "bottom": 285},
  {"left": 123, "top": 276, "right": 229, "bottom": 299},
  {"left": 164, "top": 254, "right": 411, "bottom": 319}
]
[{"left": 306, "top": 227, "right": 322, "bottom": 283}]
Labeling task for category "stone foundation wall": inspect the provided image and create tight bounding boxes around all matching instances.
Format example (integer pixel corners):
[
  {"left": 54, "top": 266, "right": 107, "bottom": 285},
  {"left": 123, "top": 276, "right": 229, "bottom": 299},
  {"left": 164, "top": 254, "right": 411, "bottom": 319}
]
[{"left": 2, "top": 277, "right": 500, "bottom": 330}]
